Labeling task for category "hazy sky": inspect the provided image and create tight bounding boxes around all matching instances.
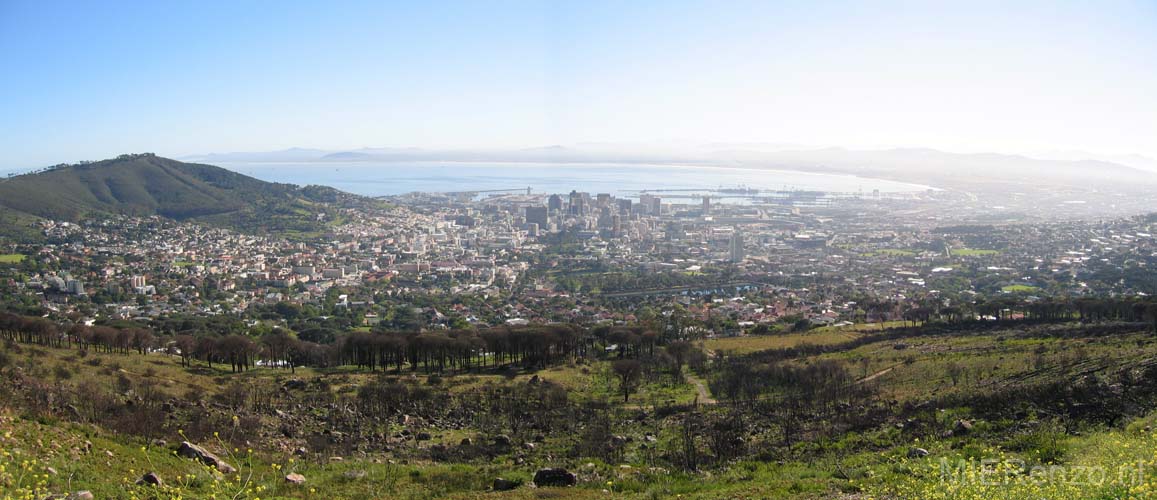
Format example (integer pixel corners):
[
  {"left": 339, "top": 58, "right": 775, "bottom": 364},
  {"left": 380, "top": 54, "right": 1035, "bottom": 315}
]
[{"left": 1, "top": 0, "right": 1156, "bottom": 168}]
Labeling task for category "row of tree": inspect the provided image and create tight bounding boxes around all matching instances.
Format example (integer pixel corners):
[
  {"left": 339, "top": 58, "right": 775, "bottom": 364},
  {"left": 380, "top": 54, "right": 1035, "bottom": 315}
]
[
  {"left": 0, "top": 313, "right": 649, "bottom": 374},
  {"left": 340, "top": 324, "right": 589, "bottom": 372}
]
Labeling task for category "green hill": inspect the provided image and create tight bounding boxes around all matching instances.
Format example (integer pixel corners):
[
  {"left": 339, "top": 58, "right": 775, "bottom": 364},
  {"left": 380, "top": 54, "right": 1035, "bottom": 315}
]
[{"left": 0, "top": 154, "right": 359, "bottom": 238}]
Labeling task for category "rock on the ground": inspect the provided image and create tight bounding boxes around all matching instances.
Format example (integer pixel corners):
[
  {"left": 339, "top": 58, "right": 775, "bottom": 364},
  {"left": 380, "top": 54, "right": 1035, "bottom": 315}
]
[
  {"left": 70, "top": 492, "right": 94, "bottom": 500},
  {"left": 285, "top": 473, "right": 306, "bottom": 484},
  {"left": 493, "top": 477, "right": 521, "bottom": 491},
  {"left": 954, "top": 419, "right": 974, "bottom": 434},
  {"left": 136, "top": 472, "right": 163, "bottom": 486},
  {"left": 343, "top": 469, "right": 367, "bottom": 480},
  {"left": 533, "top": 468, "right": 577, "bottom": 487},
  {"left": 908, "top": 447, "right": 930, "bottom": 458},
  {"left": 175, "top": 441, "right": 237, "bottom": 474}
]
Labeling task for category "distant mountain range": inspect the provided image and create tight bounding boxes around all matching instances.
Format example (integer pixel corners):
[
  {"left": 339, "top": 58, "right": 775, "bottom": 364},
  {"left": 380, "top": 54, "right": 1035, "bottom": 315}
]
[
  {"left": 0, "top": 154, "right": 361, "bottom": 239},
  {"left": 183, "top": 146, "right": 1157, "bottom": 191}
]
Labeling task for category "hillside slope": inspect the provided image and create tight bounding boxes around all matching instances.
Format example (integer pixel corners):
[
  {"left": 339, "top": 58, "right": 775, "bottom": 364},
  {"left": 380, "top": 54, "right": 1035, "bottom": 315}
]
[{"left": 0, "top": 154, "right": 359, "bottom": 237}]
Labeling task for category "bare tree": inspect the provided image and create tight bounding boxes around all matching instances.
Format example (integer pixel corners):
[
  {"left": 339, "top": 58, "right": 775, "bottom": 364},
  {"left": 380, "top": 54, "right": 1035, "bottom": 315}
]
[{"left": 612, "top": 359, "right": 643, "bottom": 402}]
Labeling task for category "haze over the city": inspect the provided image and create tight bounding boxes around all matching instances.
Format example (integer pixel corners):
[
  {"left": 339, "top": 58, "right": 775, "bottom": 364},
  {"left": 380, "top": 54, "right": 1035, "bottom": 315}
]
[
  {"left": 9, "top": 2, "right": 1157, "bottom": 499},
  {"left": 2, "top": 0, "right": 1156, "bottom": 169}
]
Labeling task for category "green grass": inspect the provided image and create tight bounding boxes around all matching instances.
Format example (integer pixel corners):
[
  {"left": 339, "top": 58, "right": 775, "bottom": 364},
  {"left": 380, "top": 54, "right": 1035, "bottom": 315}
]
[
  {"left": 953, "top": 248, "right": 1000, "bottom": 256},
  {"left": 8, "top": 400, "right": 1155, "bottom": 500},
  {"left": 1002, "top": 284, "right": 1040, "bottom": 292},
  {"left": 7, "top": 323, "right": 1157, "bottom": 499},
  {"left": 866, "top": 249, "right": 916, "bottom": 257},
  {"left": 0, "top": 253, "right": 25, "bottom": 263},
  {"left": 814, "top": 320, "right": 912, "bottom": 332},
  {"left": 702, "top": 331, "right": 858, "bottom": 354},
  {"left": 815, "top": 326, "right": 1157, "bottom": 402},
  {"left": 0, "top": 406, "right": 867, "bottom": 499},
  {"left": 864, "top": 415, "right": 1157, "bottom": 500}
]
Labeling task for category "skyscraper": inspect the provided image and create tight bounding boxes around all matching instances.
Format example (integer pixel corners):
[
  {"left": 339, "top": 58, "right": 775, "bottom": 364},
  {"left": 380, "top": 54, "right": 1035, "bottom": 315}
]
[
  {"left": 729, "top": 229, "right": 745, "bottom": 263},
  {"left": 617, "top": 198, "right": 632, "bottom": 215},
  {"left": 525, "top": 206, "right": 548, "bottom": 227},
  {"left": 568, "top": 191, "right": 589, "bottom": 215},
  {"left": 639, "top": 194, "right": 661, "bottom": 215}
]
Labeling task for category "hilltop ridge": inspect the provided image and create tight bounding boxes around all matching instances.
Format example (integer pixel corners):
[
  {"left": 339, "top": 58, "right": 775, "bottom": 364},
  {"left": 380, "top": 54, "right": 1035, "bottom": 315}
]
[{"left": 0, "top": 153, "right": 361, "bottom": 238}]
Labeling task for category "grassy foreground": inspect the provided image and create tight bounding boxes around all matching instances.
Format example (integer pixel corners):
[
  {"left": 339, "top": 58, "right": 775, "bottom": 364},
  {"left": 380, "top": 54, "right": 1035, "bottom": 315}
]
[
  {"left": 5, "top": 320, "right": 1157, "bottom": 498},
  {"left": 6, "top": 405, "right": 1157, "bottom": 499}
]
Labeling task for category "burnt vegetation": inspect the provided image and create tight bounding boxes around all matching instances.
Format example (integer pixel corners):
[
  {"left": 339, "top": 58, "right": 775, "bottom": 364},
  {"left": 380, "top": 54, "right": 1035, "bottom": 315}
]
[{"left": 4, "top": 300, "right": 1157, "bottom": 480}]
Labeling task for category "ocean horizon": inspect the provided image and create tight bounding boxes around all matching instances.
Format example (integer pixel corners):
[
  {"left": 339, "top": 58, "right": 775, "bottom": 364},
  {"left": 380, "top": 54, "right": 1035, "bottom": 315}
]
[{"left": 218, "top": 161, "right": 934, "bottom": 198}]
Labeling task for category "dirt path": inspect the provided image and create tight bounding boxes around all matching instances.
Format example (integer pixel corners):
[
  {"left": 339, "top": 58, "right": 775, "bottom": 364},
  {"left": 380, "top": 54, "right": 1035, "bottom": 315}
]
[
  {"left": 685, "top": 371, "right": 716, "bottom": 404},
  {"left": 857, "top": 364, "right": 898, "bottom": 384}
]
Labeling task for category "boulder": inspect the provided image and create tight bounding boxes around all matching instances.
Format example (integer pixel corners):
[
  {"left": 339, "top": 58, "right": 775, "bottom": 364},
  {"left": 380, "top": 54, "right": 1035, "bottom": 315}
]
[
  {"left": 283, "top": 379, "right": 307, "bottom": 390},
  {"left": 908, "top": 447, "right": 930, "bottom": 458},
  {"left": 493, "top": 478, "right": 521, "bottom": 491},
  {"left": 416, "top": 432, "right": 433, "bottom": 441},
  {"left": 137, "top": 472, "right": 163, "bottom": 487},
  {"left": 70, "top": 492, "right": 94, "bottom": 500},
  {"left": 343, "top": 469, "right": 367, "bottom": 480},
  {"left": 176, "top": 441, "right": 237, "bottom": 474},
  {"left": 285, "top": 473, "right": 306, "bottom": 484},
  {"left": 954, "top": 419, "right": 974, "bottom": 435},
  {"left": 493, "top": 434, "right": 512, "bottom": 447},
  {"left": 533, "top": 468, "right": 577, "bottom": 487}
]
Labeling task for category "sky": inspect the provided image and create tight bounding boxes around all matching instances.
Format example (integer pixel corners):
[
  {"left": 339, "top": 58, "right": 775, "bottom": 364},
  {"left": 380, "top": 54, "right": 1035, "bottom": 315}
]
[{"left": 1, "top": 0, "right": 1156, "bottom": 169}]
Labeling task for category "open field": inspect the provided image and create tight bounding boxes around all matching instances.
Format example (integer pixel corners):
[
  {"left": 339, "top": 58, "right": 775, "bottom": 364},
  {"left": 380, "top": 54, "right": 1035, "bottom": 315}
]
[
  {"left": 702, "top": 331, "right": 859, "bottom": 354},
  {"left": 952, "top": 248, "right": 1000, "bottom": 256},
  {"left": 1002, "top": 284, "right": 1040, "bottom": 292},
  {"left": 809, "top": 324, "right": 1157, "bottom": 401},
  {"left": 864, "top": 248, "right": 916, "bottom": 257},
  {"left": 816, "top": 320, "right": 913, "bottom": 332},
  {"left": 0, "top": 253, "right": 25, "bottom": 263}
]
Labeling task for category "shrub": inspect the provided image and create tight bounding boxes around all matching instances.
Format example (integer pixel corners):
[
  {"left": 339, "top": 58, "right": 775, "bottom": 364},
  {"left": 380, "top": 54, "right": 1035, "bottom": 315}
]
[{"left": 53, "top": 364, "right": 72, "bottom": 380}]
